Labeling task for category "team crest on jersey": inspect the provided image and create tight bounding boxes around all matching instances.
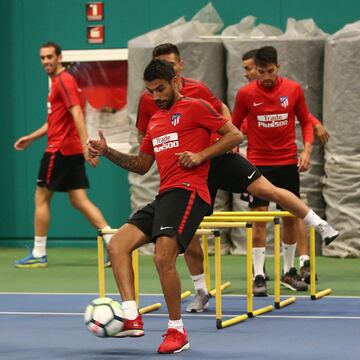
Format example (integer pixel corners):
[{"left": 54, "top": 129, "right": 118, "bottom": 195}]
[
  {"left": 280, "top": 96, "right": 289, "bottom": 108},
  {"left": 170, "top": 113, "right": 181, "bottom": 126}
]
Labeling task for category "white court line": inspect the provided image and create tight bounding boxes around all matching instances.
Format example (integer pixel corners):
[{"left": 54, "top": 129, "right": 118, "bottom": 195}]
[
  {"left": 1, "top": 292, "right": 360, "bottom": 299},
  {"left": 1, "top": 311, "right": 360, "bottom": 320}
]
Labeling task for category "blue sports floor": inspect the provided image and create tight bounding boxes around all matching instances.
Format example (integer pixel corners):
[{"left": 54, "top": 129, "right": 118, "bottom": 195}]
[{"left": 0, "top": 293, "right": 359, "bottom": 359}]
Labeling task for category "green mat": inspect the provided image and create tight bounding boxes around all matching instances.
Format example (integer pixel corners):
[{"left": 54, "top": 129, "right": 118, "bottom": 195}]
[{"left": 1, "top": 247, "right": 360, "bottom": 296}]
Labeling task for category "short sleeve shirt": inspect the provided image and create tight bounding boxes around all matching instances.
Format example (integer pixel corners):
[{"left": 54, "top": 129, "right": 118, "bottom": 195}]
[
  {"left": 46, "top": 71, "right": 83, "bottom": 155},
  {"left": 232, "top": 77, "right": 313, "bottom": 166},
  {"left": 140, "top": 97, "right": 227, "bottom": 204}
]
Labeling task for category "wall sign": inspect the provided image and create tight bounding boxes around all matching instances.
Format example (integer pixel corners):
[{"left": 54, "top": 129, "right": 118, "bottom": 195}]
[
  {"left": 86, "top": 2, "right": 104, "bottom": 21},
  {"left": 87, "top": 25, "right": 104, "bottom": 44}
]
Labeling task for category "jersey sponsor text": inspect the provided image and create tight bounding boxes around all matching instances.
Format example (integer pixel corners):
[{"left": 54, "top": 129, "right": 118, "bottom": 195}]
[
  {"left": 257, "top": 113, "right": 288, "bottom": 128},
  {"left": 153, "top": 132, "right": 179, "bottom": 153}
]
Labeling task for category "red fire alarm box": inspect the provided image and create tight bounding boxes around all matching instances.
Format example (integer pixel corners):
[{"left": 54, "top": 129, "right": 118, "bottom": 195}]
[{"left": 86, "top": 2, "right": 104, "bottom": 21}]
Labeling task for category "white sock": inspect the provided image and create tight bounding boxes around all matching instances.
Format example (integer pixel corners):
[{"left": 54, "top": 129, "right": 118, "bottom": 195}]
[
  {"left": 283, "top": 243, "right": 296, "bottom": 274},
  {"left": 32, "top": 236, "right": 47, "bottom": 257},
  {"left": 102, "top": 226, "right": 112, "bottom": 244},
  {"left": 299, "top": 255, "right": 310, "bottom": 268},
  {"left": 121, "top": 300, "right": 138, "bottom": 320},
  {"left": 168, "top": 319, "right": 184, "bottom": 333},
  {"left": 190, "top": 273, "right": 208, "bottom": 294},
  {"left": 303, "top": 210, "right": 326, "bottom": 228},
  {"left": 252, "top": 247, "right": 266, "bottom": 277}
]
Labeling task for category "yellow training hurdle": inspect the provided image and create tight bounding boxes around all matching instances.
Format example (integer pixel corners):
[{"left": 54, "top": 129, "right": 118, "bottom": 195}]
[
  {"left": 96, "top": 228, "right": 224, "bottom": 315},
  {"left": 210, "top": 211, "right": 332, "bottom": 301},
  {"left": 199, "top": 216, "right": 294, "bottom": 329},
  {"left": 96, "top": 210, "right": 330, "bottom": 324},
  {"left": 97, "top": 228, "right": 162, "bottom": 315},
  {"left": 309, "top": 226, "right": 332, "bottom": 299}
]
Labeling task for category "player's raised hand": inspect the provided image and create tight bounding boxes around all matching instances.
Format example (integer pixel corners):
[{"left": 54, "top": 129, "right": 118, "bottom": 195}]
[
  {"left": 175, "top": 151, "right": 203, "bottom": 168},
  {"left": 14, "top": 136, "right": 33, "bottom": 150},
  {"left": 88, "top": 129, "right": 108, "bottom": 158}
]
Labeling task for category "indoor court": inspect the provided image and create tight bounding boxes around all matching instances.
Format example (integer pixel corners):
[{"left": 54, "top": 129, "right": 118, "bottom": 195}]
[{"left": 1, "top": 0, "right": 360, "bottom": 358}]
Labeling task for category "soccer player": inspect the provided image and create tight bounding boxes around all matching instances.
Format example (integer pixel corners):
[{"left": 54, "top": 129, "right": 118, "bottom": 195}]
[
  {"left": 233, "top": 46, "right": 331, "bottom": 296},
  {"left": 136, "top": 43, "right": 232, "bottom": 313},
  {"left": 14, "top": 42, "right": 112, "bottom": 268},
  {"left": 88, "top": 59, "right": 242, "bottom": 354},
  {"left": 242, "top": 49, "right": 330, "bottom": 289}
]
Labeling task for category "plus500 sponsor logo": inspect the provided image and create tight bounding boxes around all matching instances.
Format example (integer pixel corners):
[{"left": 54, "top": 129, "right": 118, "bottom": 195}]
[
  {"left": 153, "top": 132, "right": 179, "bottom": 153},
  {"left": 257, "top": 113, "right": 288, "bottom": 128}
]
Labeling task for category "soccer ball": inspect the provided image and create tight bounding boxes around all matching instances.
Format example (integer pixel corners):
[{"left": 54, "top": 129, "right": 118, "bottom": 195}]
[{"left": 84, "top": 297, "right": 124, "bottom": 337}]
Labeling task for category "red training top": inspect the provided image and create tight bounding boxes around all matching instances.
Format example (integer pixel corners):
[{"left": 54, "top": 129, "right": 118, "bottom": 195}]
[
  {"left": 136, "top": 77, "right": 223, "bottom": 133},
  {"left": 140, "top": 97, "right": 227, "bottom": 204},
  {"left": 232, "top": 77, "right": 313, "bottom": 166},
  {"left": 46, "top": 71, "right": 83, "bottom": 155}
]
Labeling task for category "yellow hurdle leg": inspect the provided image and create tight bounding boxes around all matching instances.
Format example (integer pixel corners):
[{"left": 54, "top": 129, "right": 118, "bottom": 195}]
[
  {"left": 274, "top": 219, "right": 296, "bottom": 309},
  {"left": 310, "top": 225, "right": 317, "bottom": 298},
  {"left": 309, "top": 225, "right": 332, "bottom": 300},
  {"left": 246, "top": 224, "right": 253, "bottom": 315},
  {"left": 214, "top": 230, "right": 223, "bottom": 329},
  {"left": 209, "top": 282, "right": 231, "bottom": 297},
  {"left": 97, "top": 233, "right": 106, "bottom": 298},
  {"left": 274, "top": 220, "right": 281, "bottom": 308},
  {"left": 139, "top": 303, "right": 162, "bottom": 314},
  {"left": 132, "top": 249, "right": 139, "bottom": 306},
  {"left": 202, "top": 234, "right": 211, "bottom": 292},
  {"left": 181, "top": 290, "right": 191, "bottom": 300},
  {"left": 247, "top": 223, "right": 273, "bottom": 317}
]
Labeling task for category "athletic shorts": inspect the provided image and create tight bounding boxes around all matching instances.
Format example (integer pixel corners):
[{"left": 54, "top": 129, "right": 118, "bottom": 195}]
[
  {"left": 208, "top": 153, "right": 262, "bottom": 205},
  {"left": 37, "top": 151, "right": 89, "bottom": 192},
  {"left": 249, "top": 164, "right": 300, "bottom": 209},
  {"left": 127, "top": 188, "right": 211, "bottom": 253}
]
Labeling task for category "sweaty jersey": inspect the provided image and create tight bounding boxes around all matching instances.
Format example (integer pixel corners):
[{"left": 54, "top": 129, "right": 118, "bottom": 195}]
[
  {"left": 136, "top": 77, "right": 223, "bottom": 133},
  {"left": 232, "top": 77, "right": 313, "bottom": 166},
  {"left": 46, "top": 70, "right": 83, "bottom": 155},
  {"left": 140, "top": 97, "right": 227, "bottom": 204}
]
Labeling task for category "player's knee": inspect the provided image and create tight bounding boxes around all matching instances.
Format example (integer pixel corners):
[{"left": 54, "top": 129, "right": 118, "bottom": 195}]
[
  {"left": 153, "top": 251, "right": 176, "bottom": 274},
  {"left": 252, "top": 186, "right": 274, "bottom": 202},
  {"left": 107, "top": 233, "right": 129, "bottom": 257}
]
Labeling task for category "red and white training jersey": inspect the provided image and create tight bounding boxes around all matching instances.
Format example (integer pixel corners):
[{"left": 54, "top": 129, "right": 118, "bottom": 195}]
[
  {"left": 232, "top": 77, "right": 314, "bottom": 166},
  {"left": 140, "top": 97, "right": 227, "bottom": 204},
  {"left": 46, "top": 71, "right": 83, "bottom": 155},
  {"left": 136, "top": 77, "right": 223, "bottom": 133}
]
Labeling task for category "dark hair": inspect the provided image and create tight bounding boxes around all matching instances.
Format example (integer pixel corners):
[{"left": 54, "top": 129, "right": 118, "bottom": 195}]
[
  {"left": 143, "top": 59, "right": 176, "bottom": 82},
  {"left": 40, "top": 42, "right": 62, "bottom": 56},
  {"left": 152, "top": 43, "right": 181, "bottom": 60},
  {"left": 255, "top": 46, "right": 278, "bottom": 67},
  {"left": 242, "top": 49, "right": 258, "bottom": 61}
]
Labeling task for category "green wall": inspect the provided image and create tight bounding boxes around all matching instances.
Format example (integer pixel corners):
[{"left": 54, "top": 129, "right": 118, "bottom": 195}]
[{"left": 1, "top": 0, "right": 359, "bottom": 245}]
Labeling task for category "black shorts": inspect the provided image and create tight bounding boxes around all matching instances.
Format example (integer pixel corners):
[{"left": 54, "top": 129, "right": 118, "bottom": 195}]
[
  {"left": 208, "top": 153, "right": 262, "bottom": 205},
  {"left": 37, "top": 151, "right": 89, "bottom": 192},
  {"left": 127, "top": 188, "right": 211, "bottom": 253},
  {"left": 249, "top": 164, "right": 300, "bottom": 209}
]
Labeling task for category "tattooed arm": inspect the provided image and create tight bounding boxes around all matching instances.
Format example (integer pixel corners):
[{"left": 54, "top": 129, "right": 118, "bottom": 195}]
[{"left": 88, "top": 129, "right": 154, "bottom": 175}]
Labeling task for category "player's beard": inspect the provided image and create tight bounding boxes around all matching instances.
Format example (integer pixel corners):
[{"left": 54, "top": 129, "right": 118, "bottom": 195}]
[
  {"left": 155, "top": 90, "right": 175, "bottom": 110},
  {"left": 261, "top": 79, "right": 275, "bottom": 88}
]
